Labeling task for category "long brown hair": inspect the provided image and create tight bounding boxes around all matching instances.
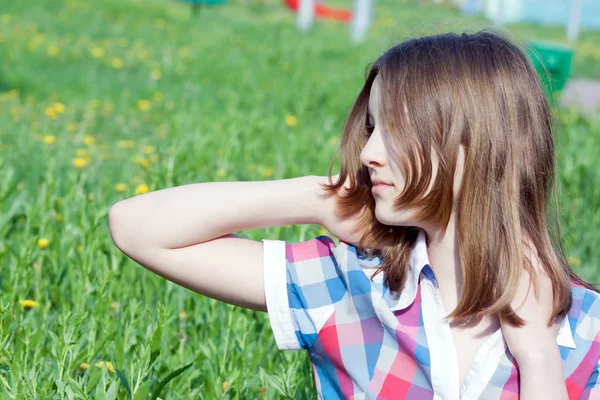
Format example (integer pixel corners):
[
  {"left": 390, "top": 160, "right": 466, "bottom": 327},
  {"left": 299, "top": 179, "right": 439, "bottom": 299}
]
[{"left": 322, "top": 31, "right": 599, "bottom": 328}]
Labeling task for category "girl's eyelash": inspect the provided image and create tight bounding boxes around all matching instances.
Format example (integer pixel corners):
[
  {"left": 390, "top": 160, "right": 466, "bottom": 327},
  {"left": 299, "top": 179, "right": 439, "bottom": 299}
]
[{"left": 365, "top": 122, "right": 375, "bottom": 137}]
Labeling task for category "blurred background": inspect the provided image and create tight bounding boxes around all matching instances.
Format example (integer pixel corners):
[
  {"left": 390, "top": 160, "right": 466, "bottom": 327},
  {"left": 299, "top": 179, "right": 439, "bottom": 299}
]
[{"left": 0, "top": 0, "right": 598, "bottom": 398}]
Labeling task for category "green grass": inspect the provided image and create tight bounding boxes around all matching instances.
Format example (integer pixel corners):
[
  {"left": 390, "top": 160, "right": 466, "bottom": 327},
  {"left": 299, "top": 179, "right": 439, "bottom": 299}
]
[{"left": 0, "top": 0, "right": 599, "bottom": 398}]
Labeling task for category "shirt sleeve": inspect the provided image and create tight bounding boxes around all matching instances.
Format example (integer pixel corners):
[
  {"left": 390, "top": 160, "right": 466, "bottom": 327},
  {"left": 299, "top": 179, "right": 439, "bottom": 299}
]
[{"left": 262, "top": 236, "right": 347, "bottom": 351}]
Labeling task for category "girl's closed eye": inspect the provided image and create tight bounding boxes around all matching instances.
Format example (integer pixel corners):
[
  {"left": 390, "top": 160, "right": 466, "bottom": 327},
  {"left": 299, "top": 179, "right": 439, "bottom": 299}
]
[
  {"left": 365, "top": 115, "right": 375, "bottom": 137},
  {"left": 365, "top": 122, "right": 374, "bottom": 137}
]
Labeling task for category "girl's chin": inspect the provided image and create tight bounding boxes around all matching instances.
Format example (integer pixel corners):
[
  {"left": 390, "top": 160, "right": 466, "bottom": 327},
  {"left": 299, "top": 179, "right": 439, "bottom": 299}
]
[{"left": 374, "top": 207, "right": 416, "bottom": 228}]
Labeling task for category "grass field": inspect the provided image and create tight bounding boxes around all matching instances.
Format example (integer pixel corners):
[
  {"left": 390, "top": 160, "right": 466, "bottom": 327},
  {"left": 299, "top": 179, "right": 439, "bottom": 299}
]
[{"left": 0, "top": 0, "right": 599, "bottom": 398}]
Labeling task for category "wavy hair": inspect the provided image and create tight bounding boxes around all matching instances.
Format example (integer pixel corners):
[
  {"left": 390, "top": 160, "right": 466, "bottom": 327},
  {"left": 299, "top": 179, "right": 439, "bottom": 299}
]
[{"left": 321, "top": 31, "right": 599, "bottom": 328}]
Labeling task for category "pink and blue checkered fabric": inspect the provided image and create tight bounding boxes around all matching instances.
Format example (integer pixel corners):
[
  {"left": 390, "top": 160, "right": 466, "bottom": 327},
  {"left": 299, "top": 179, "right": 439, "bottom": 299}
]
[{"left": 262, "top": 233, "right": 600, "bottom": 399}]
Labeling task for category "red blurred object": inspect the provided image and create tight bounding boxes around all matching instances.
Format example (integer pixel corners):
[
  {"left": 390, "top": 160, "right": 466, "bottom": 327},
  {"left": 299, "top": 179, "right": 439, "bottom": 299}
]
[{"left": 284, "top": 0, "right": 352, "bottom": 22}]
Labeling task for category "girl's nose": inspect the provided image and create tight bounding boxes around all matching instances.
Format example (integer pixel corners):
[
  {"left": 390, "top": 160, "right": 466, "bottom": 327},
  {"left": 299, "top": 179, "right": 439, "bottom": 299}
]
[{"left": 360, "top": 134, "right": 387, "bottom": 169}]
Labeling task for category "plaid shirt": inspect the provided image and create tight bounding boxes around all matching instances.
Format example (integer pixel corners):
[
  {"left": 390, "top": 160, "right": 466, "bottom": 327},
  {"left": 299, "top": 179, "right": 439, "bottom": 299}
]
[{"left": 262, "top": 230, "right": 600, "bottom": 399}]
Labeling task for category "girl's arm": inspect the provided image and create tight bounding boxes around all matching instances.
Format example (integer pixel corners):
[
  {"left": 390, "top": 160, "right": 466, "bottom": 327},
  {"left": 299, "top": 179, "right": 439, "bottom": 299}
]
[
  {"left": 518, "top": 350, "right": 569, "bottom": 399},
  {"left": 108, "top": 175, "right": 325, "bottom": 312}
]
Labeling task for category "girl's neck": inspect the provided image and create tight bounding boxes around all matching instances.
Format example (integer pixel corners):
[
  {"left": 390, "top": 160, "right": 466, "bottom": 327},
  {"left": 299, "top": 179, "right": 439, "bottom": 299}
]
[{"left": 423, "top": 215, "right": 463, "bottom": 299}]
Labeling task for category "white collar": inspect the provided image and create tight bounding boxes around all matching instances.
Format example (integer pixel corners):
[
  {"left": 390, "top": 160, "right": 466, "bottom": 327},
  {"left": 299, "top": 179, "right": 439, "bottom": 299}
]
[{"left": 373, "top": 229, "right": 576, "bottom": 349}]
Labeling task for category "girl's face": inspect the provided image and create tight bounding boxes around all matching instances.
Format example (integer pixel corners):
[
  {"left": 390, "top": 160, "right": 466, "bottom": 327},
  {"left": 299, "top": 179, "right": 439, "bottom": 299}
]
[
  {"left": 360, "top": 74, "right": 464, "bottom": 229},
  {"left": 359, "top": 75, "right": 417, "bottom": 227}
]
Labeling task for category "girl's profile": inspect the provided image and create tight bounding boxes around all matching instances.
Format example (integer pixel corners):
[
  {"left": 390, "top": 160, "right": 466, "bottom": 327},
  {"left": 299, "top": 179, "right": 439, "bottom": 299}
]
[{"left": 108, "top": 30, "right": 600, "bottom": 399}]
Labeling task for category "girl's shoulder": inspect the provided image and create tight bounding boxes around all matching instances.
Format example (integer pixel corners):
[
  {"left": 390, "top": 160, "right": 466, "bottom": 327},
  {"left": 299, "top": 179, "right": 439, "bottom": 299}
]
[
  {"left": 569, "top": 281, "right": 600, "bottom": 321},
  {"left": 565, "top": 281, "right": 600, "bottom": 359},
  {"left": 333, "top": 237, "right": 385, "bottom": 270}
]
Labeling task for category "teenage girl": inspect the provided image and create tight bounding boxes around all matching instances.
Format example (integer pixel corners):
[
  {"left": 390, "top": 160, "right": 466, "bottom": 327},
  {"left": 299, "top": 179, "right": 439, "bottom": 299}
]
[{"left": 108, "top": 31, "right": 600, "bottom": 399}]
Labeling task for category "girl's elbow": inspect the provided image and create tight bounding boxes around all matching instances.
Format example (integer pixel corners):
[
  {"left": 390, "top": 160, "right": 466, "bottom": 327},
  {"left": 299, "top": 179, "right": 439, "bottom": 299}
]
[{"left": 108, "top": 201, "right": 133, "bottom": 252}]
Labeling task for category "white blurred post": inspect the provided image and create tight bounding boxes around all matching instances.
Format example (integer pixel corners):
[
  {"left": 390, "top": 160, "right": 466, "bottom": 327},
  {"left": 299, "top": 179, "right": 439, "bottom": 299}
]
[
  {"left": 297, "top": 0, "right": 316, "bottom": 31},
  {"left": 567, "top": 0, "right": 582, "bottom": 42},
  {"left": 351, "top": 0, "right": 372, "bottom": 43},
  {"left": 493, "top": 0, "right": 504, "bottom": 27}
]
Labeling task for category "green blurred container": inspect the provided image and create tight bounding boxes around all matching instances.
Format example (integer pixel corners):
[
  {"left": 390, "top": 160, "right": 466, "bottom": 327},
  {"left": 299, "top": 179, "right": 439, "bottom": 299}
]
[
  {"left": 526, "top": 41, "right": 573, "bottom": 94},
  {"left": 187, "top": 0, "right": 227, "bottom": 6}
]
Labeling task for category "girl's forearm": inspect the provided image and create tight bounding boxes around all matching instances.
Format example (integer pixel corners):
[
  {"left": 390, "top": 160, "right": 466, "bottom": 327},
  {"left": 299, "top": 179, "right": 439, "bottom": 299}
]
[
  {"left": 109, "top": 175, "right": 325, "bottom": 250},
  {"left": 518, "top": 348, "right": 569, "bottom": 400}
]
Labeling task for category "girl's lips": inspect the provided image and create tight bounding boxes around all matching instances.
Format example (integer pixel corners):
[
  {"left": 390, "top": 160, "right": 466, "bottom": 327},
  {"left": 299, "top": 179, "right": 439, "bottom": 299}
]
[{"left": 372, "top": 183, "right": 393, "bottom": 195}]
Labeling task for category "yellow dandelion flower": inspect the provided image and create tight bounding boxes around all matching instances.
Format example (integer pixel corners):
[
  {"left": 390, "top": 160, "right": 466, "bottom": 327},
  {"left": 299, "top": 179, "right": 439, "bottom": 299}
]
[
  {"left": 80, "top": 362, "right": 89, "bottom": 371},
  {"left": 382, "top": 17, "right": 394, "bottom": 27},
  {"left": 150, "top": 69, "right": 162, "bottom": 80},
  {"left": 44, "top": 107, "right": 57, "bottom": 119},
  {"left": 135, "top": 184, "right": 149, "bottom": 195},
  {"left": 55, "top": 214, "right": 63, "bottom": 222},
  {"left": 568, "top": 256, "right": 582, "bottom": 266},
  {"left": 77, "top": 245, "right": 83, "bottom": 254},
  {"left": 118, "top": 140, "right": 135, "bottom": 149},
  {"left": 111, "top": 57, "right": 124, "bottom": 69},
  {"left": 53, "top": 102, "right": 65, "bottom": 114},
  {"left": 144, "top": 145, "right": 156, "bottom": 154},
  {"left": 263, "top": 167, "right": 274, "bottom": 178},
  {"left": 285, "top": 114, "right": 297, "bottom": 127},
  {"left": 83, "top": 135, "right": 95, "bottom": 146},
  {"left": 131, "top": 156, "right": 150, "bottom": 168},
  {"left": 72, "top": 157, "right": 89, "bottom": 168},
  {"left": 115, "top": 183, "right": 127, "bottom": 193},
  {"left": 42, "top": 135, "right": 56, "bottom": 144},
  {"left": 20, "top": 299, "right": 40, "bottom": 310},
  {"left": 89, "top": 99, "right": 101, "bottom": 109},
  {"left": 137, "top": 100, "right": 151, "bottom": 112},
  {"left": 222, "top": 381, "right": 230, "bottom": 391},
  {"left": 90, "top": 47, "right": 104, "bottom": 58},
  {"left": 138, "top": 49, "right": 151, "bottom": 60},
  {"left": 37, "top": 238, "right": 50, "bottom": 249},
  {"left": 47, "top": 45, "right": 60, "bottom": 57},
  {"left": 96, "top": 361, "right": 115, "bottom": 373}
]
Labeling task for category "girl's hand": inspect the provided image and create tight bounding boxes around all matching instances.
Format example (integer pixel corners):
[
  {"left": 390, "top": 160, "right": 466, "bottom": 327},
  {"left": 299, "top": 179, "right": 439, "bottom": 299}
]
[
  {"left": 318, "top": 173, "right": 369, "bottom": 246},
  {"left": 317, "top": 173, "right": 395, "bottom": 249},
  {"left": 500, "top": 253, "right": 561, "bottom": 363}
]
